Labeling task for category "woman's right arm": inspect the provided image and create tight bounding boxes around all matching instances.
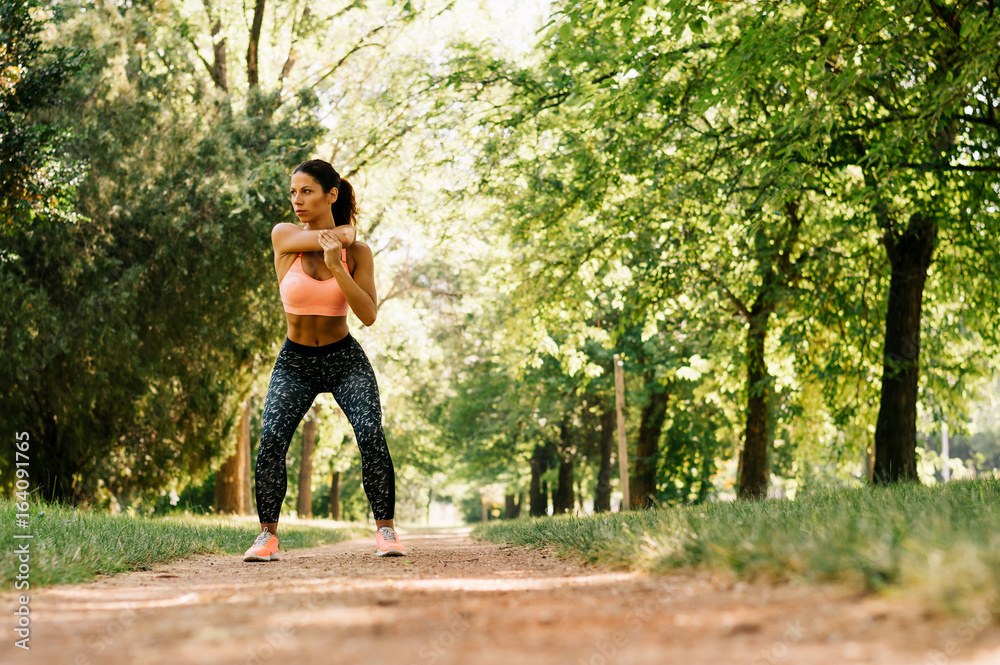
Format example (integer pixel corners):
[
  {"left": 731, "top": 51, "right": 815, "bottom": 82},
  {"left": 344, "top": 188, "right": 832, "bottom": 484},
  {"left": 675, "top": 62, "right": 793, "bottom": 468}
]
[{"left": 271, "top": 223, "right": 356, "bottom": 255}]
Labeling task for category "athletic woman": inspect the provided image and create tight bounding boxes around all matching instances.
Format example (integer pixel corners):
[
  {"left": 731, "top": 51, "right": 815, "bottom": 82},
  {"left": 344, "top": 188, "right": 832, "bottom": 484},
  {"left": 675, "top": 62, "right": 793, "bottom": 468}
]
[{"left": 243, "top": 159, "right": 405, "bottom": 561}]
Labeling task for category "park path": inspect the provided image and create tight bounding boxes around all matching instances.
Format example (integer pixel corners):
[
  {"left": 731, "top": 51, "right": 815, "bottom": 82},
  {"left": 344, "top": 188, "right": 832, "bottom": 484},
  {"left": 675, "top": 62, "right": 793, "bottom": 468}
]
[{"left": 3, "top": 526, "right": 999, "bottom": 665}]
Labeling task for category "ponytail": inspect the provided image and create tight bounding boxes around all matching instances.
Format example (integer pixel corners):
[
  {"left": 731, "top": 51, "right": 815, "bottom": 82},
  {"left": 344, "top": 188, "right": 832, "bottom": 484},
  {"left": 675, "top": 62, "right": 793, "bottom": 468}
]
[
  {"left": 292, "top": 159, "right": 358, "bottom": 227},
  {"left": 332, "top": 178, "right": 357, "bottom": 227}
]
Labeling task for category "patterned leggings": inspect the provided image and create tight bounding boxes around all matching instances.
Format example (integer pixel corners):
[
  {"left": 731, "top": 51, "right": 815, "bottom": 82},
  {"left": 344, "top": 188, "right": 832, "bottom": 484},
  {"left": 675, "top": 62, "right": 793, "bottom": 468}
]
[{"left": 255, "top": 335, "right": 395, "bottom": 523}]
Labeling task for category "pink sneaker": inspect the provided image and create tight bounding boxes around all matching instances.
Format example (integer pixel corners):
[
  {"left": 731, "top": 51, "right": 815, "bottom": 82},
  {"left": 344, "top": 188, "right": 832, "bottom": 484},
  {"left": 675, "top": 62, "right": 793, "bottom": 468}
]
[
  {"left": 243, "top": 528, "right": 280, "bottom": 562},
  {"left": 375, "top": 527, "right": 406, "bottom": 557}
]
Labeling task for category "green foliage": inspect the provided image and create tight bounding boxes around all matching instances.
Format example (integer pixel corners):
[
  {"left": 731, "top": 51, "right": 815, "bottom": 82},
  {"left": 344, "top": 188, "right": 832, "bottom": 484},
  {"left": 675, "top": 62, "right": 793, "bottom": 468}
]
[
  {"left": 0, "top": 0, "right": 87, "bottom": 236},
  {"left": 0, "top": 3, "right": 321, "bottom": 504},
  {"left": 149, "top": 470, "right": 218, "bottom": 515},
  {"left": 1, "top": 0, "right": 536, "bottom": 519},
  {"left": 655, "top": 378, "right": 726, "bottom": 505},
  {"left": 336, "top": 456, "right": 376, "bottom": 523},
  {"left": 448, "top": 0, "right": 1000, "bottom": 500},
  {"left": 458, "top": 489, "right": 487, "bottom": 523},
  {"left": 3, "top": 0, "right": 999, "bottom": 521}
]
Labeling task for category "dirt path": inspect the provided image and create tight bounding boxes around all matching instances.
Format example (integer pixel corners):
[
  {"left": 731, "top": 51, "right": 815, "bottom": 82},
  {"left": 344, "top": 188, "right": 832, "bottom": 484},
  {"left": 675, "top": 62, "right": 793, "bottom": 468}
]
[{"left": 3, "top": 526, "right": 999, "bottom": 665}]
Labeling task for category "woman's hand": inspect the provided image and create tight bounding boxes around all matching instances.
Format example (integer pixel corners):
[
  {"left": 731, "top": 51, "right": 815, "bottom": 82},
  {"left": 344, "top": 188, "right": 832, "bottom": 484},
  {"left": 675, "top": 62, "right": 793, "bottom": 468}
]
[{"left": 319, "top": 230, "right": 347, "bottom": 275}]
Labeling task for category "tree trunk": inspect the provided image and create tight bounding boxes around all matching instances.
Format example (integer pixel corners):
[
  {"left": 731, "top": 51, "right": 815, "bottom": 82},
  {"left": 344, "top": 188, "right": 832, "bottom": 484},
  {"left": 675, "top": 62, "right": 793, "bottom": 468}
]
[
  {"left": 214, "top": 443, "right": 241, "bottom": 514},
  {"left": 200, "top": 0, "right": 229, "bottom": 92},
  {"left": 873, "top": 213, "right": 937, "bottom": 484},
  {"left": 630, "top": 384, "right": 669, "bottom": 509},
  {"left": 241, "top": 398, "right": 254, "bottom": 514},
  {"left": 727, "top": 200, "right": 801, "bottom": 500},
  {"left": 214, "top": 398, "right": 250, "bottom": 514},
  {"left": 297, "top": 407, "right": 316, "bottom": 518},
  {"left": 504, "top": 493, "right": 521, "bottom": 519},
  {"left": 594, "top": 407, "right": 615, "bottom": 513},
  {"left": 737, "top": 310, "right": 772, "bottom": 499},
  {"left": 38, "top": 426, "right": 75, "bottom": 503},
  {"left": 425, "top": 486, "right": 433, "bottom": 525},
  {"left": 329, "top": 468, "right": 340, "bottom": 520},
  {"left": 553, "top": 420, "right": 575, "bottom": 515},
  {"left": 696, "top": 454, "right": 713, "bottom": 503},
  {"left": 279, "top": 7, "right": 310, "bottom": 88},
  {"left": 246, "top": 0, "right": 266, "bottom": 88},
  {"left": 553, "top": 456, "right": 574, "bottom": 514},
  {"left": 529, "top": 442, "right": 550, "bottom": 517}
]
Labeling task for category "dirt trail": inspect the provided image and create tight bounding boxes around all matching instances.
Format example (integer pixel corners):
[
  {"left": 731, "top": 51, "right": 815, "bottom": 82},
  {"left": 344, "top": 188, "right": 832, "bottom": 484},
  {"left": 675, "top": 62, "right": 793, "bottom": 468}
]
[{"left": 3, "top": 526, "right": 999, "bottom": 665}]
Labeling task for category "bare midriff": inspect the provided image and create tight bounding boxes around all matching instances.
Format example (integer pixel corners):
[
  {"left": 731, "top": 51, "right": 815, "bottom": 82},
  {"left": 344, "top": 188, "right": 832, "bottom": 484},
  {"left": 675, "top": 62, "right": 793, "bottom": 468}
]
[{"left": 285, "top": 313, "right": 350, "bottom": 347}]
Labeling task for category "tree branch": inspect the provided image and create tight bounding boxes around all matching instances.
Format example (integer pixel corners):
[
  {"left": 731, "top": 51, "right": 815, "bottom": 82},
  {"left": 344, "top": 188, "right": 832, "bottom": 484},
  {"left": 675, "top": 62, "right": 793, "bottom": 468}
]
[
  {"left": 777, "top": 199, "right": 802, "bottom": 278},
  {"left": 246, "top": 0, "right": 266, "bottom": 88},
  {"left": 697, "top": 263, "right": 751, "bottom": 322},
  {"left": 814, "top": 159, "right": 1000, "bottom": 173},
  {"left": 306, "top": 25, "right": 389, "bottom": 92}
]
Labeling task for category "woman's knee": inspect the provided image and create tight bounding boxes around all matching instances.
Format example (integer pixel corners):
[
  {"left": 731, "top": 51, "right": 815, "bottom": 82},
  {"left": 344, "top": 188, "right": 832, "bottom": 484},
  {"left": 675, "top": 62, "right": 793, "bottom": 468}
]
[
  {"left": 353, "top": 419, "right": 386, "bottom": 446},
  {"left": 256, "top": 424, "right": 291, "bottom": 471},
  {"left": 258, "top": 427, "right": 282, "bottom": 454},
  {"left": 357, "top": 438, "right": 392, "bottom": 473}
]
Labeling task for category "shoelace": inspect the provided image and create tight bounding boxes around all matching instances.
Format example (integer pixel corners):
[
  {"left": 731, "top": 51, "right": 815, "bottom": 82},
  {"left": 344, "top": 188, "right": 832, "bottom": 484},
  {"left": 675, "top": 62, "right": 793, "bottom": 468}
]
[
  {"left": 378, "top": 527, "right": 397, "bottom": 542},
  {"left": 254, "top": 530, "right": 274, "bottom": 547}
]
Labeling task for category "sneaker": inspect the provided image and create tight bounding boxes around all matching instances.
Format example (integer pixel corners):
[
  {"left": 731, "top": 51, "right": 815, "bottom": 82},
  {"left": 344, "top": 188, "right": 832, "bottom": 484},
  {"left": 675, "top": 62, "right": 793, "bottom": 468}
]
[
  {"left": 243, "top": 528, "right": 280, "bottom": 562},
  {"left": 375, "top": 526, "right": 406, "bottom": 557}
]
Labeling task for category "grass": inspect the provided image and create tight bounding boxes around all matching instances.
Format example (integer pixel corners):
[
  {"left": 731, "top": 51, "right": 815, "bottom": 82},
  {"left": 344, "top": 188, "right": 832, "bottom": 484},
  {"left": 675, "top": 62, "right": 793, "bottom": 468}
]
[
  {"left": 474, "top": 478, "right": 1000, "bottom": 611},
  {"left": 0, "top": 497, "right": 368, "bottom": 588}
]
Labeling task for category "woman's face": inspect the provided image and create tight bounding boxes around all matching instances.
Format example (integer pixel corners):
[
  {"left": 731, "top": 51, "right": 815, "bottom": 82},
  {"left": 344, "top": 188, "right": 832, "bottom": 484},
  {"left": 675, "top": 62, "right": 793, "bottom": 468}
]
[{"left": 290, "top": 172, "right": 338, "bottom": 223}]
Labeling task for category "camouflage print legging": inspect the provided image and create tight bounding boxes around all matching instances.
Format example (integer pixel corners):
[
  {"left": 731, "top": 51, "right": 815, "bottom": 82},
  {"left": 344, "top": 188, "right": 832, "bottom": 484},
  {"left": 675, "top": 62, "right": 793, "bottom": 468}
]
[{"left": 255, "top": 335, "right": 394, "bottom": 523}]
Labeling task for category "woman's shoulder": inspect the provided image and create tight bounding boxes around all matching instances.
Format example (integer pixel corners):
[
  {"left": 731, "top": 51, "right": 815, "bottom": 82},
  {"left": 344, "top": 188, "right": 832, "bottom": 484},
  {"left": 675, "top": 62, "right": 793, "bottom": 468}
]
[
  {"left": 348, "top": 241, "right": 373, "bottom": 259},
  {"left": 271, "top": 221, "right": 302, "bottom": 240}
]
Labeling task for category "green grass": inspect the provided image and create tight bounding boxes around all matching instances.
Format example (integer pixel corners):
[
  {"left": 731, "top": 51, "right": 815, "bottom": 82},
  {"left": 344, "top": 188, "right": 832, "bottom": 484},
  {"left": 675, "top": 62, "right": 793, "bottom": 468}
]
[
  {"left": 0, "top": 497, "right": 368, "bottom": 587},
  {"left": 474, "top": 478, "right": 1000, "bottom": 610}
]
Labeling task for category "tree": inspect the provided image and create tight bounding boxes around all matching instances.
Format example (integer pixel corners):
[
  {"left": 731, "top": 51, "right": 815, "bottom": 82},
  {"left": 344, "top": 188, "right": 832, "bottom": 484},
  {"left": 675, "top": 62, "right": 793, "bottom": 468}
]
[
  {"left": 297, "top": 406, "right": 317, "bottom": 518},
  {"left": 214, "top": 397, "right": 253, "bottom": 514},
  {"left": 0, "top": 0, "right": 323, "bottom": 502},
  {"left": 1, "top": 0, "right": 476, "bottom": 508},
  {"left": 0, "top": 0, "right": 85, "bottom": 235},
  {"left": 452, "top": 0, "right": 1000, "bottom": 500},
  {"left": 675, "top": 0, "right": 1000, "bottom": 483}
]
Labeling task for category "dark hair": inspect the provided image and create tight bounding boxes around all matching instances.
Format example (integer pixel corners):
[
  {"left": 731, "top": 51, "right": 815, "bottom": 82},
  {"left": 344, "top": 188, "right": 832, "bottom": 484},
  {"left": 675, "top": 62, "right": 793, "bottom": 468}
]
[{"left": 292, "top": 159, "right": 357, "bottom": 227}]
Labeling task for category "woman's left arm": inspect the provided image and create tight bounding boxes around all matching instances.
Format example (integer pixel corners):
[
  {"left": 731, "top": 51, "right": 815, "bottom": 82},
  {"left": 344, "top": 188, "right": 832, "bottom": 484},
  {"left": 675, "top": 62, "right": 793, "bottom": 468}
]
[{"left": 320, "top": 234, "right": 377, "bottom": 326}]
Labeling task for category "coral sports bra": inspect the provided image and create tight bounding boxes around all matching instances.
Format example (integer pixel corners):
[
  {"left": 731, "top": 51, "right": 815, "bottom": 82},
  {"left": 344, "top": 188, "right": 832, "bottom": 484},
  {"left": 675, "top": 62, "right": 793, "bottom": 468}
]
[{"left": 279, "top": 249, "right": 351, "bottom": 317}]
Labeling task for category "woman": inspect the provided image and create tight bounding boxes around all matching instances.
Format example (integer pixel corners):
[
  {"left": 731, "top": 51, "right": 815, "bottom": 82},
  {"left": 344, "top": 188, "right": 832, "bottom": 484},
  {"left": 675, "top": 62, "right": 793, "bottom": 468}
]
[{"left": 242, "top": 159, "right": 405, "bottom": 561}]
